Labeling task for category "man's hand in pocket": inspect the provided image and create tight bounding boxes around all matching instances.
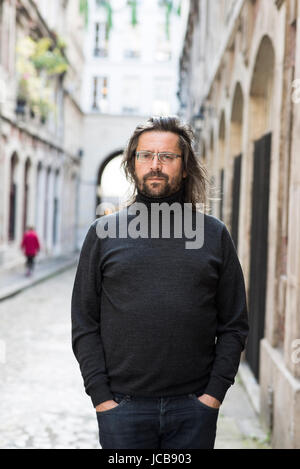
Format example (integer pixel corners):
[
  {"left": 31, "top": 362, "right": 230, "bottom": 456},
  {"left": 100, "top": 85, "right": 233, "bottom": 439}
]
[
  {"left": 198, "top": 394, "right": 221, "bottom": 409},
  {"left": 95, "top": 399, "right": 118, "bottom": 412}
]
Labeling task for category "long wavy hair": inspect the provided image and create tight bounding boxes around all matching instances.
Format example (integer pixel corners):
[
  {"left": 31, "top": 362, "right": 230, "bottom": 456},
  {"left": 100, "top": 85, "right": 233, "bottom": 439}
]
[{"left": 120, "top": 116, "right": 211, "bottom": 212}]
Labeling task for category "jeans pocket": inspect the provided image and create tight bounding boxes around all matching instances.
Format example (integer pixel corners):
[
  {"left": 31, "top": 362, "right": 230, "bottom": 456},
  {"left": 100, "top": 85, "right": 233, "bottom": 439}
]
[
  {"left": 191, "top": 394, "right": 220, "bottom": 412},
  {"left": 96, "top": 394, "right": 131, "bottom": 416}
]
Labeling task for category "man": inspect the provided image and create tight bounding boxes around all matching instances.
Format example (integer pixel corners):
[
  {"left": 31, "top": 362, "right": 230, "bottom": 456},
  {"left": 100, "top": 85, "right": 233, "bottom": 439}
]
[
  {"left": 20, "top": 225, "right": 40, "bottom": 277},
  {"left": 71, "top": 116, "right": 249, "bottom": 449}
]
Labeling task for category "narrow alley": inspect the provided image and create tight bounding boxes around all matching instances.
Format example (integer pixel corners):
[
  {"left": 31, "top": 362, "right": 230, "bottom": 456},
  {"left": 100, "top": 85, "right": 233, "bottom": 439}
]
[{"left": 0, "top": 267, "right": 270, "bottom": 449}]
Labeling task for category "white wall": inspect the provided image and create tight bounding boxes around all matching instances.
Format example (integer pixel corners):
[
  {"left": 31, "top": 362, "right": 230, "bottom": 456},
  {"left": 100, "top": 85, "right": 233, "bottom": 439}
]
[{"left": 81, "top": 0, "right": 188, "bottom": 116}]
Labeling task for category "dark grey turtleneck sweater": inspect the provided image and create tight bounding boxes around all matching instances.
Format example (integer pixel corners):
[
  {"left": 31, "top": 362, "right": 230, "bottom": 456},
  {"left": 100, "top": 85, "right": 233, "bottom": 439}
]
[{"left": 71, "top": 186, "right": 249, "bottom": 407}]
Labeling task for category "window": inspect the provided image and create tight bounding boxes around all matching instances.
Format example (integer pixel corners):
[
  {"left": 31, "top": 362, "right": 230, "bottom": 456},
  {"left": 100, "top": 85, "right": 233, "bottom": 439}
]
[
  {"left": 122, "top": 76, "right": 140, "bottom": 114},
  {"left": 155, "top": 23, "right": 171, "bottom": 62},
  {"left": 94, "top": 22, "right": 109, "bottom": 57},
  {"left": 152, "top": 77, "right": 172, "bottom": 115},
  {"left": 123, "top": 26, "right": 141, "bottom": 59},
  {"left": 92, "top": 76, "right": 109, "bottom": 112}
]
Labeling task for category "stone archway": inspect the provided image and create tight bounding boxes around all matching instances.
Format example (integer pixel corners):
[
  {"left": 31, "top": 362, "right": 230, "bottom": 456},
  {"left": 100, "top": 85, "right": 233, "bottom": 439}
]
[
  {"left": 23, "top": 157, "right": 31, "bottom": 234},
  {"left": 201, "top": 140, "right": 206, "bottom": 164},
  {"left": 8, "top": 152, "right": 19, "bottom": 241},
  {"left": 246, "top": 35, "right": 275, "bottom": 381},
  {"left": 229, "top": 83, "right": 244, "bottom": 247},
  {"left": 230, "top": 83, "right": 244, "bottom": 157},
  {"left": 249, "top": 36, "right": 275, "bottom": 139},
  {"left": 35, "top": 162, "right": 44, "bottom": 239},
  {"left": 52, "top": 169, "right": 60, "bottom": 247},
  {"left": 217, "top": 111, "right": 226, "bottom": 220},
  {"left": 96, "top": 148, "right": 126, "bottom": 215}
]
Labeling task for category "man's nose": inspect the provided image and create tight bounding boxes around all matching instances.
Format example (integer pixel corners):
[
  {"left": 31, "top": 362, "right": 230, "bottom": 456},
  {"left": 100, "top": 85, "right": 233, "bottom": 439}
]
[{"left": 150, "top": 155, "right": 162, "bottom": 170}]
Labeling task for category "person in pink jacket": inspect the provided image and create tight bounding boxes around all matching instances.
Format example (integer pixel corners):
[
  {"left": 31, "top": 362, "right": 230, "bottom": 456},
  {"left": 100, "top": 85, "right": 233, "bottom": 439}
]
[{"left": 20, "top": 226, "right": 40, "bottom": 276}]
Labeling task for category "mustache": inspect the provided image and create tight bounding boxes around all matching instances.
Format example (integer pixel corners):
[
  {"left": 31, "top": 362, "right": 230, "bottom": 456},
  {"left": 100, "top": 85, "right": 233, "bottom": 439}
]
[{"left": 144, "top": 172, "right": 168, "bottom": 181}]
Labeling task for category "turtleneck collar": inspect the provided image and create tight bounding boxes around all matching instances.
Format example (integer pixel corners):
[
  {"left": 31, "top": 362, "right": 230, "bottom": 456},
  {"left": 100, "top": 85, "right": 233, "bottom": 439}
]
[{"left": 135, "top": 184, "right": 185, "bottom": 208}]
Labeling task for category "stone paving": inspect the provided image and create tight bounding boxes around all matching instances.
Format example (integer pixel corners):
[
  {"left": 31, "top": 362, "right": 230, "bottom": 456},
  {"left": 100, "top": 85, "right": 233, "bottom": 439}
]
[
  {"left": 215, "top": 375, "right": 270, "bottom": 449},
  {"left": 0, "top": 253, "right": 78, "bottom": 301},
  {"left": 0, "top": 266, "right": 271, "bottom": 449}
]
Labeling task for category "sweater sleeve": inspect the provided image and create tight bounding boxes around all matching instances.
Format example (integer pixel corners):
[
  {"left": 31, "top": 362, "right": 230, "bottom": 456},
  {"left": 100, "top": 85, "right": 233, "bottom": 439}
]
[
  {"left": 71, "top": 220, "right": 114, "bottom": 407},
  {"left": 204, "top": 223, "right": 249, "bottom": 403}
]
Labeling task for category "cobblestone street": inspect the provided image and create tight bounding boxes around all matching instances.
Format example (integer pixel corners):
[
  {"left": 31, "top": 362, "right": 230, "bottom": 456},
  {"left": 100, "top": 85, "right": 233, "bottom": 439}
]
[
  {"left": 0, "top": 267, "right": 99, "bottom": 449},
  {"left": 0, "top": 266, "right": 270, "bottom": 449}
]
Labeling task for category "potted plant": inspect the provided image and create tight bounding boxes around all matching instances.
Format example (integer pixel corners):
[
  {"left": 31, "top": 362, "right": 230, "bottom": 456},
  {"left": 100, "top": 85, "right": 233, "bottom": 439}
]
[{"left": 15, "top": 36, "right": 68, "bottom": 121}]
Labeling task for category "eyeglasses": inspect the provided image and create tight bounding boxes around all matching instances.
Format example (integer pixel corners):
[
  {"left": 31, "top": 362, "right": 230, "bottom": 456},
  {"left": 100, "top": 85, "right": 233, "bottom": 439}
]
[{"left": 136, "top": 151, "right": 182, "bottom": 164}]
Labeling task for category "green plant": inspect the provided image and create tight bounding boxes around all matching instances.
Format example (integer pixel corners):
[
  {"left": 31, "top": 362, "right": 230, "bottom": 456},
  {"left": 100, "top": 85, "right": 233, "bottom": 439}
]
[
  {"left": 31, "top": 38, "right": 68, "bottom": 75},
  {"left": 79, "top": 0, "right": 89, "bottom": 28},
  {"left": 127, "top": 0, "right": 138, "bottom": 27},
  {"left": 96, "top": 0, "right": 113, "bottom": 39},
  {"left": 81, "top": 0, "right": 181, "bottom": 41},
  {"left": 16, "top": 36, "right": 67, "bottom": 119},
  {"left": 159, "top": 0, "right": 182, "bottom": 40},
  {"left": 92, "top": 0, "right": 137, "bottom": 38}
]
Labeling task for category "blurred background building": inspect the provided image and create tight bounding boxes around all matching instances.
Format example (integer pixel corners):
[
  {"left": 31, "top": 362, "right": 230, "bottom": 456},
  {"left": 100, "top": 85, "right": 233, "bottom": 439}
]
[
  {"left": 1, "top": 0, "right": 300, "bottom": 450},
  {"left": 77, "top": 0, "right": 188, "bottom": 243},
  {"left": 0, "top": 0, "right": 84, "bottom": 269},
  {"left": 0, "top": 0, "right": 189, "bottom": 264},
  {"left": 178, "top": 0, "right": 300, "bottom": 449}
]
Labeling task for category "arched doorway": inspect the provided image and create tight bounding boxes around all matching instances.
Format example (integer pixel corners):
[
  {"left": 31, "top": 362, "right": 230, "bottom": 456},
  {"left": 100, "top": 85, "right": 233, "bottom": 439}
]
[
  {"left": 229, "top": 83, "right": 244, "bottom": 248},
  {"left": 52, "top": 169, "right": 60, "bottom": 247},
  {"left": 201, "top": 140, "right": 206, "bottom": 164},
  {"left": 35, "top": 162, "right": 43, "bottom": 237},
  {"left": 44, "top": 167, "right": 51, "bottom": 241},
  {"left": 96, "top": 149, "right": 131, "bottom": 215},
  {"left": 245, "top": 35, "right": 275, "bottom": 381},
  {"left": 8, "top": 152, "right": 18, "bottom": 241},
  {"left": 209, "top": 129, "right": 214, "bottom": 163},
  {"left": 23, "top": 158, "right": 31, "bottom": 233},
  {"left": 217, "top": 111, "right": 226, "bottom": 220}
]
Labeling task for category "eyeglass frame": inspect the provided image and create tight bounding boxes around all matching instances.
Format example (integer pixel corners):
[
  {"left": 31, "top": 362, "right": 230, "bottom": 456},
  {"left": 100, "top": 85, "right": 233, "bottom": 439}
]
[{"left": 135, "top": 151, "right": 182, "bottom": 164}]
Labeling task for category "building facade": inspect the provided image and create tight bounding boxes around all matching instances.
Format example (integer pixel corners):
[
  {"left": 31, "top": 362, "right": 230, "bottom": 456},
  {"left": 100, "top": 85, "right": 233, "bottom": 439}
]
[
  {"left": 0, "top": 0, "right": 84, "bottom": 270},
  {"left": 77, "top": 0, "right": 189, "bottom": 243},
  {"left": 81, "top": 0, "right": 187, "bottom": 116},
  {"left": 178, "top": 0, "right": 300, "bottom": 448}
]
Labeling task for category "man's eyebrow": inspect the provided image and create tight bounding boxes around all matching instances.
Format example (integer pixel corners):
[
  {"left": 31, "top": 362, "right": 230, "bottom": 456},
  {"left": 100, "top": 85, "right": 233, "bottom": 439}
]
[{"left": 137, "top": 149, "right": 178, "bottom": 153}]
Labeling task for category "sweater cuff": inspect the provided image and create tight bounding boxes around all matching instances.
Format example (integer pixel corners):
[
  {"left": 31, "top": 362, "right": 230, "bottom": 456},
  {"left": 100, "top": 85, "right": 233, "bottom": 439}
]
[
  {"left": 89, "top": 384, "right": 114, "bottom": 408},
  {"left": 204, "top": 376, "right": 232, "bottom": 403}
]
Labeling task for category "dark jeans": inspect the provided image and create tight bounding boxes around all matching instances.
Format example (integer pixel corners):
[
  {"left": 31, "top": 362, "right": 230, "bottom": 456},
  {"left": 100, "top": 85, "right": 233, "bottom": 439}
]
[
  {"left": 96, "top": 391, "right": 219, "bottom": 449},
  {"left": 26, "top": 255, "right": 35, "bottom": 271}
]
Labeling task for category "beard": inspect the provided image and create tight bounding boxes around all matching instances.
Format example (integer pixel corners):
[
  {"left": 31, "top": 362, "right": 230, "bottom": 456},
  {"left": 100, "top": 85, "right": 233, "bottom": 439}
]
[{"left": 134, "top": 170, "right": 184, "bottom": 198}]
